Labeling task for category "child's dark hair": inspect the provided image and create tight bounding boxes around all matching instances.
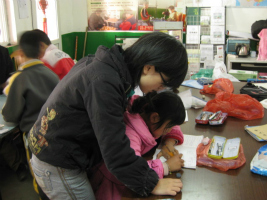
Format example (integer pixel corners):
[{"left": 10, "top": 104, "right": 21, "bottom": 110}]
[
  {"left": 129, "top": 91, "right": 185, "bottom": 132},
  {"left": 124, "top": 32, "right": 188, "bottom": 89},
  {"left": 19, "top": 31, "right": 43, "bottom": 58},
  {"left": 32, "top": 29, "right": 52, "bottom": 45}
]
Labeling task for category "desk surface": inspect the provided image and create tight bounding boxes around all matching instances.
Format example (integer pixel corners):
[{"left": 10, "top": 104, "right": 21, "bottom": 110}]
[
  {"left": 0, "top": 95, "right": 18, "bottom": 138},
  {"left": 122, "top": 82, "right": 267, "bottom": 200}
]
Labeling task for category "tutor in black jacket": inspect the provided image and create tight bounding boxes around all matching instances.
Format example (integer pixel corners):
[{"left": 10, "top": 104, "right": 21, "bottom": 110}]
[{"left": 28, "top": 45, "right": 158, "bottom": 196}]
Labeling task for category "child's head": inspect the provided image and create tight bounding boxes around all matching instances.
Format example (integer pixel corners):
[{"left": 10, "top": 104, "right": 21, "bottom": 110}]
[
  {"left": 142, "top": 0, "right": 149, "bottom": 8},
  {"left": 168, "top": 6, "right": 175, "bottom": 12},
  {"left": 124, "top": 32, "right": 188, "bottom": 93},
  {"left": 129, "top": 91, "right": 185, "bottom": 138},
  {"left": 32, "top": 29, "right": 51, "bottom": 58},
  {"left": 32, "top": 29, "right": 51, "bottom": 45},
  {"left": 18, "top": 30, "right": 51, "bottom": 60}
]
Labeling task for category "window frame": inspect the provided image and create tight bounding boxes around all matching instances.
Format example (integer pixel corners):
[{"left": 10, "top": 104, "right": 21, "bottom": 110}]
[
  {"left": 0, "top": 0, "right": 10, "bottom": 46},
  {"left": 31, "top": 0, "right": 61, "bottom": 48}
]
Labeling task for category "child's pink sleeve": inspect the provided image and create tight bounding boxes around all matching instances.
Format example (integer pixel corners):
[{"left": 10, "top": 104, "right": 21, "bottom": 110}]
[
  {"left": 162, "top": 125, "right": 184, "bottom": 145},
  {"left": 147, "top": 159, "right": 164, "bottom": 179}
]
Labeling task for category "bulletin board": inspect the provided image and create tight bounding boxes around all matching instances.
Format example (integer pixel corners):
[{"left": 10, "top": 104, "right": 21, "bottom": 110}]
[{"left": 226, "top": 7, "right": 267, "bottom": 34}]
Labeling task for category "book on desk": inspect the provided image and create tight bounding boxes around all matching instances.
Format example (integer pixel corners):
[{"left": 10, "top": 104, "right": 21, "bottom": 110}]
[{"left": 244, "top": 124, "right": 267, "bottom": 142}]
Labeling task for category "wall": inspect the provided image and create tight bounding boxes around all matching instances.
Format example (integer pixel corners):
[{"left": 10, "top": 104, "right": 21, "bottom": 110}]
[
  {"left": 226, "top": 7, "right": 267, "bottom": 34},
  {"left": 58, "top": 0, "right": 87, "bottom": 34}
]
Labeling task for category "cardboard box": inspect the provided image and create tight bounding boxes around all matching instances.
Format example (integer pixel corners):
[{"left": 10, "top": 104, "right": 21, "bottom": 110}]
[{"left": 228, "top": 70, "right": 258, "bottom": 81}]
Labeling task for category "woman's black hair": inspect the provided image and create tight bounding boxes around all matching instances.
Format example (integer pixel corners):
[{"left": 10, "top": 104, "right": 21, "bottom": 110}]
[
  {"left": 129, "top": 91, "right": 185, "bottom": 132},
  {"left": 123, "top": 32, "right": 188, "bottom": 89}
]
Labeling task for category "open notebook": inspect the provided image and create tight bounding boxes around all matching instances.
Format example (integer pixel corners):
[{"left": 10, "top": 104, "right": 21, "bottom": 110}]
[{"left": 153, "top": 134, "right": 204, "bottom": 169}]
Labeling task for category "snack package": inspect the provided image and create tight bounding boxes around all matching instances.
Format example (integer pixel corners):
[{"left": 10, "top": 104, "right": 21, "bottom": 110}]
[{"left": 250, "top": 144, "right": 267, "bottom": 176}]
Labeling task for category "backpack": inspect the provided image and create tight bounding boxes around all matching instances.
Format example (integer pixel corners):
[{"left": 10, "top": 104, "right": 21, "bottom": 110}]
[
  {"left": 251, "top": 19, "right": 267, "bottom": 40},
  {"left": 240, "top": 82, "right": 267, "bottom": 101}
]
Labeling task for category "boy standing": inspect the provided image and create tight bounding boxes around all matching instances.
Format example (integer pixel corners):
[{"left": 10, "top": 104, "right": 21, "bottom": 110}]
[
  {"left": 33, "top": 29, "right": 75, "bottom": 80},
  {"left": 1, "top": 30, "right": 59, "bottom": 181},
  {"left": 2, "top": 30, "right": 59, "bottom": 131}
]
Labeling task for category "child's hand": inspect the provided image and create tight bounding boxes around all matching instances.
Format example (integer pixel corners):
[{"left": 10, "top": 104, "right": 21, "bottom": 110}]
[
  {"left": 156, "top": 145, "right": 178, "bottom": 159},
  {"left": 151, "top": 178, "right": 182, "bottom": 196},
  {"left": 166, "top": 154, "right": 184, "bottom": 172}
]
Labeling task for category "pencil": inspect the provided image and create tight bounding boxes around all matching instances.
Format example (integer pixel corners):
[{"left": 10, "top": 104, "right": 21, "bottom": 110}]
[{"left": 166, "top": 146, "right": 174, "bottom": 157}]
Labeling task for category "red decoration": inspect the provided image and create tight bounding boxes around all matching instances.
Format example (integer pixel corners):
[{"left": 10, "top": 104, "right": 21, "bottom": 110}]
[
  {"left": 39, "top": 0, "right": 48, "bottom": 15},
  {"left": 38, "top": 0, "right": 48, "bottom": 34}
]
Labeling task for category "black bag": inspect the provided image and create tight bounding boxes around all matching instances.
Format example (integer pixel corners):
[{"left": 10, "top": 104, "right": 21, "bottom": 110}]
[
  {"left": 240, "top": 82, "right": 267, "bottom": 101},
  {"left": 251, "top": 19, "right": 267, "bottom": 39}
]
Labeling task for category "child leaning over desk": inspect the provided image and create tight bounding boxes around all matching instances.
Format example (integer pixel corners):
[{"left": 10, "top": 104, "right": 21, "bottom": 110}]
[{"left": 90, "top": 91, "right": 185, "bottom": 200}]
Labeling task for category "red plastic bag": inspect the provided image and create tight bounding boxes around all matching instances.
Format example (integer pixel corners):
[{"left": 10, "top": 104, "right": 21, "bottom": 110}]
[
  {"left": 197, "top": 140, "right": 246, "bottom": 171},
  {"left": 203, "top": 91, "right": 264, "bottom": 120},
  {"left": 200, "top": 78, "right": 234, "bottom": 94}
]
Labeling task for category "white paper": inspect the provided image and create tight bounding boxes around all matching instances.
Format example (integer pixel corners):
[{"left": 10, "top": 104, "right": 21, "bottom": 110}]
[
  {"left": 210, "top": 7, "right": 225, "bottom": 26},
  {"left": 200, "top": 44, "right": 214, "bottom": 63},
  {"left": 201, "top": 35, "right": 211, "bottom": 44},
  {"left": 210, "top": 26, "right": 225, "bottom": 44},
  {"left": 187, "top": 49, "right": 200, "bottom": 63},
  {"left": 186, "top": 25, "right": 200, "bottom": 44},
  {"left": 200, "top": 16, "right": 210, "bottom": 26},
  {"left": 153, "top": 134, "right": 204, "bottom": 169},
  {"left": 17, "top": 0, "right": 28, "bottom": 19}
]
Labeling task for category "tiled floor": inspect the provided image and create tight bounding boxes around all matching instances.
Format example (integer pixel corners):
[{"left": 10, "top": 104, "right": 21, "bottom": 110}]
[{"left": 0, "top": 161, "right": 39, "bottom": 200}]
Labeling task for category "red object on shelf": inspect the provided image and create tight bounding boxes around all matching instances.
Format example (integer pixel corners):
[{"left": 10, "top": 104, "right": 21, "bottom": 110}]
[{"left": 39, "top": 0, "right": 48, "bottom": 34}]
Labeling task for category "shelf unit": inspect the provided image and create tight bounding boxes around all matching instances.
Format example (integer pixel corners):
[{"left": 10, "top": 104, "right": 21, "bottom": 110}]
[{"left": 185, "top": 6, "right": 226, "bottom": 74}]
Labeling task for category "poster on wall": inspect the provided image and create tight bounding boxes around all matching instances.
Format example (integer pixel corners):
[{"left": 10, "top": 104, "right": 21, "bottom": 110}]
[
  {"left": 235, "top": 0, "right": 267, "bottom": 7},
  {"left": 87, "top": 0, "right": 138, "bottom": 31},
  {"left": 87, "top": 0, "right": 186, "bottom": 31}
]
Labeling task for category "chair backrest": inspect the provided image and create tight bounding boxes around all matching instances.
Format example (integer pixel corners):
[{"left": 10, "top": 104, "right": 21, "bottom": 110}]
[{"left": 10, "top": 50, "right": 20, "bottom": 71}]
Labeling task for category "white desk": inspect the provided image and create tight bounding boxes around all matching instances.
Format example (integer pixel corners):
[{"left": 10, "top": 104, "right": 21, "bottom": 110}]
[
  {"left": 226, "top": 55, "right": 267, "bottom": 72},
  {"left": 0, "top": 95, "right": 18, "bottom": 138}
]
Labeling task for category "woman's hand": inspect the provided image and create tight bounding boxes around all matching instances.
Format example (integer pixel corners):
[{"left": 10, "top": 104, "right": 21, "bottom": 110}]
[
  {"left": 151, "top": 178, "right": 183, "bottom": 196},
  {"left": 166, "top": 154, "right": 184, "bottom": 172}
]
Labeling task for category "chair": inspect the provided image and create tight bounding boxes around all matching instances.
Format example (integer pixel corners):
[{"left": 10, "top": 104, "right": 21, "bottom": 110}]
[{"left": 10, "top": 50, "right": 20, "bottom": 71}]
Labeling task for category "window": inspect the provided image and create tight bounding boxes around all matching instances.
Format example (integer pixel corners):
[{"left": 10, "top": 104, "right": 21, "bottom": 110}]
[
  {"left": 34, "top": 0, "right": 59, "bottom": 41},
  {"left": 0, "top": 0, "right": 9, "bottom": 45}
]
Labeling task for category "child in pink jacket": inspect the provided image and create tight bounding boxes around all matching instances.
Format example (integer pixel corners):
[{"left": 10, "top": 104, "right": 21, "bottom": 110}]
[{"left": 90, "top": 91, "right": 185, "bottom": 200}]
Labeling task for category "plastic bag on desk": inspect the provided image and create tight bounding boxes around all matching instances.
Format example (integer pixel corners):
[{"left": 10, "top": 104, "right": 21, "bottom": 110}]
[
  {"left": 250, "top": 144, "right": 267, "bottom": 176},
  {"left": 212, "top": 61, "right": 240, "bottom": 82},
  {"left": 197, "top": 140, "right": 246, "bottom": 171},
  {"left": 203, "top": 91, "right": 264, "bottom": 120},
  {"left": 200, "top": 78, "right": 234, "bottom": 94}
]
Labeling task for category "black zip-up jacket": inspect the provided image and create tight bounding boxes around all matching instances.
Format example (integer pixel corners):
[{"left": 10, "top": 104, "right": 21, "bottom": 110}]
[
  {"left": 28, "top": 45, "right": 158, "bottom": 196},
  {"left": 0, "top": 45, "right": 14, "bottom": 94}
]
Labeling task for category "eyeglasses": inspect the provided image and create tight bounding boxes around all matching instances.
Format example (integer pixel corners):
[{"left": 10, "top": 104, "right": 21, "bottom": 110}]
[{"left": 159, "top": 72, "right": 169, "bottom": 86}]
